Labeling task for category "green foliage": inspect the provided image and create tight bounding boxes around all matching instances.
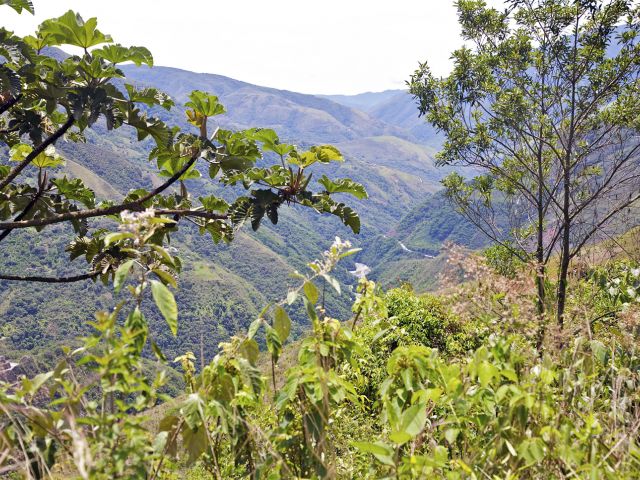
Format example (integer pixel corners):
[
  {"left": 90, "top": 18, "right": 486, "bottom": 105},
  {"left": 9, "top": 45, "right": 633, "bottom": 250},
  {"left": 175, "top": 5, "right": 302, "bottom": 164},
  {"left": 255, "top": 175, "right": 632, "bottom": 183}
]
[
  {"left": 0, "top": 0, "right": 33, "bottom": 14},
  {"left": 484, "top": 242, "right": 527, "bottom": 278},
  {"left": 39, "top": 10, "right": 113, "bottom": 50},
  {"left": 410, "top": 0, "right": 640, "bottom": 325},
  {"left": 3, "top": 229, "right": 640, "bottom": 478},
  {"left": 318, "top": 175, "right": 368, "bottom": 200},
  {"left": 587, "top": 260, "right": 640, "bottom": 312},
  {"left": 0, "top": 2, "right": 366, "bottom": 294},
  {"left": 384, "top": 287, "right": 480, "bottom": 354},
  {"left": 149, "top": 238, "right": 363, "bottom": 479},
  {"left": 0, "top": 304, "right": 170, "bottom": 479},
  {"left": 151, "top": 280, "right": 178, "bottom": 335},
  {"left": 357, "top": 334, "right": 640, "bottom": 479},
  {"left": 4, "top": 2, "right": 640, "bottom": 480}
]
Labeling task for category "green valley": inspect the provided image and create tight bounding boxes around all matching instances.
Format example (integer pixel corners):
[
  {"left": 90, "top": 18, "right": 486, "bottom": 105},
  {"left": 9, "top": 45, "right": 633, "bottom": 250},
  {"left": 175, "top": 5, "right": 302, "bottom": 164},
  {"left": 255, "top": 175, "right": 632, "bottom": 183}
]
[{"left": 2, "top": 1, "right": 640, "bottom": 479}]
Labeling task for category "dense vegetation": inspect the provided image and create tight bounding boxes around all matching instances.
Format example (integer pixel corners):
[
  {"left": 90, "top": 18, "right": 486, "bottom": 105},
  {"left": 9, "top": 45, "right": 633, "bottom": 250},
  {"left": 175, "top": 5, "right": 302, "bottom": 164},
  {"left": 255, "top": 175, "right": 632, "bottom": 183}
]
[
  {"left": 0, "top": 1, "right": 382, "bottom": 365},
  {"left": 2, "top": 0, "right": 640, "bottom": 479},
  {"left": 0, "top": 20, "right": 454, "bottom": 367},
  {"left": 410, "top": 0, "right": 640, "bottom": 327}
]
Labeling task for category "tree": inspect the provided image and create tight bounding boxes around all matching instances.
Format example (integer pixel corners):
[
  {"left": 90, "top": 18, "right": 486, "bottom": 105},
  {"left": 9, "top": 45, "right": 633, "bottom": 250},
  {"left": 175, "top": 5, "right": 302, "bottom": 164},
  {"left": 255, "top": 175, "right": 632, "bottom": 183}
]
[
  {"left": 410, "top": 0, "right": 640, "bottom": 331},
  {"left": 0, "top": 2, "right": 366, "bottom": 289}
]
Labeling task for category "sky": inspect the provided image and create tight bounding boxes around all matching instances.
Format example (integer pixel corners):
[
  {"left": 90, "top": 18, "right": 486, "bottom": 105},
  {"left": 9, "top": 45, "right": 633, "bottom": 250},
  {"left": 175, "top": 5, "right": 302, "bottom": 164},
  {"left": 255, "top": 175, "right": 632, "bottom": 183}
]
[{"left": 3, "top": 0, "right": 468, "bottom": 95}]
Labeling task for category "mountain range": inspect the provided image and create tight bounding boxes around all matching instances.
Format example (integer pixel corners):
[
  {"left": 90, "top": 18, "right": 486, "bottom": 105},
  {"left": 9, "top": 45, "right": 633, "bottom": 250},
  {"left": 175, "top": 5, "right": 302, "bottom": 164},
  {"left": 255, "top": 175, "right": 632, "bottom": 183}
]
[{"left": 0, "top": 63, "right": 481, "bottom": 368}]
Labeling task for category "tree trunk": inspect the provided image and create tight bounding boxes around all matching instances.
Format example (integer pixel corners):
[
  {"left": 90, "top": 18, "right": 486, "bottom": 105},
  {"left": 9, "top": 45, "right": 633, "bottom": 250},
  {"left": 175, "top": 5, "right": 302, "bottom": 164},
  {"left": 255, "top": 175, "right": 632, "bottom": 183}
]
[
  {"left": 536, "top": 164, "right": 546, "bottom": 317},
  {"left": 557, "top": 162, "right": 572, "bottom": 329},
  {"left": 557, "top": 244, "right": 570, "bottom": 329},
  {"left": 557, "top": 11, "right": 579, "bottom": 330},
  {"left": 534, "top": 205, "right": 547, "bottom": 350}
]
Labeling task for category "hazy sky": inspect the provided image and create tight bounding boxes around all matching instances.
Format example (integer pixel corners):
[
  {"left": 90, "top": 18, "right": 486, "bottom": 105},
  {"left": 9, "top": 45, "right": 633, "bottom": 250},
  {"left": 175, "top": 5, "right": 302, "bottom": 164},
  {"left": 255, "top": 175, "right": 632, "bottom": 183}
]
[{"left": 3, "top": 0, "right": 468, "bottom": 95}]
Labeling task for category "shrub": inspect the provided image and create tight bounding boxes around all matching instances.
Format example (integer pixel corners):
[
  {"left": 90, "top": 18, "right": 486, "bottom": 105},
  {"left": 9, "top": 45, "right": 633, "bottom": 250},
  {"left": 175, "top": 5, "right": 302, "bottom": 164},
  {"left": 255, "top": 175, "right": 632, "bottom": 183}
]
[
  {"left": 385, "top": 287, "right": 481, "bottom": 355},
  {"left": 358, "top": 335, "right": 640, "bottom": 479},
  {"left": 483, "top": 243, "right": 526, "bottom": 278}
]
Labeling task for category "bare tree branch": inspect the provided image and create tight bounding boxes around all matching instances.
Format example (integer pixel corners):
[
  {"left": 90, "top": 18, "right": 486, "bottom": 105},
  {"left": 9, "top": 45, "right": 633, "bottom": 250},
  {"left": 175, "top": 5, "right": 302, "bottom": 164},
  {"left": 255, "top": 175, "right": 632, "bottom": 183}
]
[
  {"left": 0, "top": 271, "right": 98, "bottom": 283},
  {"left": 0, "top": 153, "right": 202, "bottom": 230},
  {"left": 0, "top": 94, "right": 21, "bottom": 115}
]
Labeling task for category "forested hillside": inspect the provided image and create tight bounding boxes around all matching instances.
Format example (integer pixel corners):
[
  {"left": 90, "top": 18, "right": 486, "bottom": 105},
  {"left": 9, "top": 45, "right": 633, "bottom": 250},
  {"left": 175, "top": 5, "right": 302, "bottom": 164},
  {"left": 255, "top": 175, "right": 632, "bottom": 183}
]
[
  {"left": 3, "top": 1, "right": 640, "bottom": 479},
  {"left": 0, "top": 50, "right": 459, "bottom": 365}
]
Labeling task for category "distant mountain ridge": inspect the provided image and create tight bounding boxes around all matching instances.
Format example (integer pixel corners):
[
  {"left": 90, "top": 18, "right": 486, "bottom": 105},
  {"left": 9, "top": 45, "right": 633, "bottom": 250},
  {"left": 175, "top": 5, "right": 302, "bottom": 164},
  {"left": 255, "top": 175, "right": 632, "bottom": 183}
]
[
  {"left": 321, "top": 89, "right": 441, "bottom": 146},
  {"left": 121, "top": 66, "right": 411, "bottom": 145},
  {"left": 1, "top": 60, "right": 465, "bottom": 366},
  {"left": 318, "top": 90, "right": 402, "bottom": 111}
]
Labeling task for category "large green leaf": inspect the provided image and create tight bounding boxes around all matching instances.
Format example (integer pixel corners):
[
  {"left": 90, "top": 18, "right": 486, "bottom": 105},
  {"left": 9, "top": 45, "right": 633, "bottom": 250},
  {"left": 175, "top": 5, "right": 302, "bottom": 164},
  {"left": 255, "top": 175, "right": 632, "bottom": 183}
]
[
  {"left": 216, "top": 130, "right": 261, "bottom": 171},
  {"left": 288, "top": 145, "right": 343, "bottom": 168},
  {"left": 0, "top": 65, "right": 21, "bottom": 97},
  {"left": 352, "top": 441, "right": 395, "bottom": 467},
  {"left": 315, "top": 198, "right": 361, "bottom": 234},
  {"left": 124, "top": 84, "right": 172, "bottom": 109},
  {"left": 303, "top": 281, "right": 319, "bottom": 305},
  {"left": 9, "top": 144, "right": 65, "bottom": 169},
  {"left": 150, "top": 280, "right": 178, "bottom": 336},
  {"left": 318, "top": 175, "right": 368, "bottom": 199},
  {"left": 52, "top": 177, "right": 96, "bottom": 208},
  {"left": 265, "top": 323, "right": 282, "bottom": 362},
  {"left": 119, "top": 105, "right": 170, "bottom": 146},
  {"left": 390, "top": 402, "right": 427, "bottom": 445},
  {"left": 94, "top": 44, "right": 153, "bottom": 67},
  {"left": 185, "top": 90, "right": 226, "bottom": 117},
  {"left": 39, "top": 11, "right": 112, "bottom": 49},
  {"left": 247, "top": 128, "right": 278, "bottom": 146},
  {"left": 0, "top": 0, "right": 34, "bottom": 14},
  {"left": 21, "top": 371, "right": 54, "bottom": 396},
  {"left": 247, "top": 128, "right": 295, "bottom": 157},
  {"left": 113, "top": 259, "right": 134, "bottom": 294},
  {"left": 239, "top": 338, "right": 260, "bottom": 365},
  {"left": 199, "top": 195, "right": 229, "bottom": 212},
  {"left": 273, "top": 305, "right": 291, "bottom": 343},
  {"left": 402, "top": 402, "right": 427, "bottom": 437}
]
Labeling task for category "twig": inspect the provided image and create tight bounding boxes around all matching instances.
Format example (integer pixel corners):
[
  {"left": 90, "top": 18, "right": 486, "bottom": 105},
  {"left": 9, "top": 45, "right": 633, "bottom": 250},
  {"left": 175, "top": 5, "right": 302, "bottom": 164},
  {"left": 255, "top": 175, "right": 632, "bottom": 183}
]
[
  {"left": 0, "top": 175, "right": 47, "bottom": 243},
  {"left": 0, "top": 94, "right": 21, "bottom": 115}
]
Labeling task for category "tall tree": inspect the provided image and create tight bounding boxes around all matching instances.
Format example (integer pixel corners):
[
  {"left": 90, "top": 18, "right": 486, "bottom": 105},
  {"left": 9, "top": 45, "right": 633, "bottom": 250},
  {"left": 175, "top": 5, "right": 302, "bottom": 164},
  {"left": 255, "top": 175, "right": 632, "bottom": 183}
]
[{"left": 410, "top": 0, "right": 640, "bottom": 331}]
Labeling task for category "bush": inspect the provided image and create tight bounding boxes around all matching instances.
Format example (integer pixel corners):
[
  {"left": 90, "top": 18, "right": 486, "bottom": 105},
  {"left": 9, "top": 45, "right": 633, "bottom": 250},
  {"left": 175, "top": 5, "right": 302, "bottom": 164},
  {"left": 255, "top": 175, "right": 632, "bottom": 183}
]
[
  {"left": 483, "top": 243, "right": 526, "bottom": 278},
  {"left": 385, "top": 287, "right": 481, "bottom": 355},
  {"left": 359, "top": 333, "right": 640, "bottom": 479},
  {"left": 352, "top": 286, "right": 484, "bottom": 409}
]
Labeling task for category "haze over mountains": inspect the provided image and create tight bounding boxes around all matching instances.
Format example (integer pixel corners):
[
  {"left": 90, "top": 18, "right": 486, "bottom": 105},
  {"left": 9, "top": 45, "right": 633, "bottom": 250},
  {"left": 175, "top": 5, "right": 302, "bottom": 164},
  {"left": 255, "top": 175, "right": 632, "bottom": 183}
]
[
  {"left": 0, "top": 62, "right": 477, "bottom": 367},
  {"left": 321, "top": 89, "right": 441, "bottom": 144}
]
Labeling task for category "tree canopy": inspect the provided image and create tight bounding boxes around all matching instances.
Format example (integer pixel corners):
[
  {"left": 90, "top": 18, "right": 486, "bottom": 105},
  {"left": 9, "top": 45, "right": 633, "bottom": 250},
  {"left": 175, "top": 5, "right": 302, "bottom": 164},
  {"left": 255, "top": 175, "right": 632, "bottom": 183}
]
[{"left": 410, "top": 0, "right": 640, "bottom": 327}]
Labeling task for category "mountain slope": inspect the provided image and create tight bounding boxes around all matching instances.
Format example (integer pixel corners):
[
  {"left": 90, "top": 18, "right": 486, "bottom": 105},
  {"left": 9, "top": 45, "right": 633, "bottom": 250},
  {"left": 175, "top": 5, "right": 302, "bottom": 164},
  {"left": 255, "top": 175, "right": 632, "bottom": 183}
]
[
  {"left": 368, "top": 91, "right": 440, "bottom": 145},
  {"left": 323, "top": 89, "right": 441, "bottom": 147},
  {"left": 319, "top": 90, "right": 402, "bottom": 112},
  {"left": 1, "top": 64, "right": 449, "bottom": 365},
  {"left": 121, "top": 66, "right": 411, "bottom": 145}
]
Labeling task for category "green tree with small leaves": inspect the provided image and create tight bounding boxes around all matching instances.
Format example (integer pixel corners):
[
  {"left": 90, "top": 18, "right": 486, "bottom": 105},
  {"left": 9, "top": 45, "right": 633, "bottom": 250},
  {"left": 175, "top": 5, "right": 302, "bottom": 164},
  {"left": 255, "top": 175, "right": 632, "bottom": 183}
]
[{"left": 410, "top": 0, "right": 640, "bottom": 332}]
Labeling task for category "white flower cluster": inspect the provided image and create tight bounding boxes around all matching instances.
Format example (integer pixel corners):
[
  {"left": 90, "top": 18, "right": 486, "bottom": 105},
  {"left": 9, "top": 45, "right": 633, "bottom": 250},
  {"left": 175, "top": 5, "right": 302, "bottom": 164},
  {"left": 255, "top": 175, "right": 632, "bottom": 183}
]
[
  {"left": 119, "top": 208, "right": 156, "bottom": 233},
  {"left": 332, "top": 236, "right": 351, "bottom": 251},
  {"left": 311, "top": 237, "right": 355, "bottom": 274},
  {"left": 349, "top": 263, "right": 371, "bottom": 279}
]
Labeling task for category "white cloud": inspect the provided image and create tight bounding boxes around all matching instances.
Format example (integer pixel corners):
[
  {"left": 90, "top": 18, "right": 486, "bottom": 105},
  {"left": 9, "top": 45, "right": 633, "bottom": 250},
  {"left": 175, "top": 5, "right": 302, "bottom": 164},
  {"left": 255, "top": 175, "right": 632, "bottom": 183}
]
[{"left": 2, "top": 0, "right": 472, "bottom": 94}]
